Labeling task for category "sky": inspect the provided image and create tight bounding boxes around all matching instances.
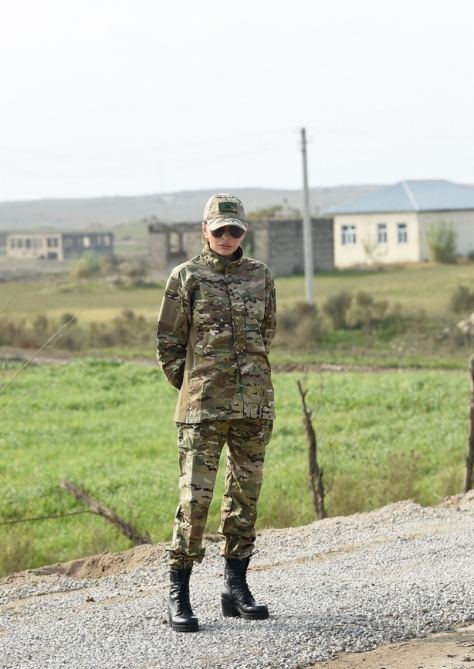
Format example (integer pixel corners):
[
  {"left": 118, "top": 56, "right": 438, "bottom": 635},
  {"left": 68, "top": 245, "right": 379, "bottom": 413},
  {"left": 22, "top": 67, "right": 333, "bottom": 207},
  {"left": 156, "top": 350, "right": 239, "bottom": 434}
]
[{"left": 1, "top": 0, "right": 473, "bottom": 201}]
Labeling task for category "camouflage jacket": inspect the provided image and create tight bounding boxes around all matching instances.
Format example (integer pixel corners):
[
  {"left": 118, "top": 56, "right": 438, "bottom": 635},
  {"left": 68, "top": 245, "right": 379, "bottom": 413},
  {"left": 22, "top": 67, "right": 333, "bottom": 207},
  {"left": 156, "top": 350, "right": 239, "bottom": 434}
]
[{"left": 156, "top": 244, "right": 276, "bottom": 423}]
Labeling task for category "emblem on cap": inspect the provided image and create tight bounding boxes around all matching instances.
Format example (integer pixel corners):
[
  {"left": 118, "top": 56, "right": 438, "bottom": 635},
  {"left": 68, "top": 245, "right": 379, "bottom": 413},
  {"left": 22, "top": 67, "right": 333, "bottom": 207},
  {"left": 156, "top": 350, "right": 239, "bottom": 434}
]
[{"left": 218, "top": 202, "right": 238, "bottom": 214}]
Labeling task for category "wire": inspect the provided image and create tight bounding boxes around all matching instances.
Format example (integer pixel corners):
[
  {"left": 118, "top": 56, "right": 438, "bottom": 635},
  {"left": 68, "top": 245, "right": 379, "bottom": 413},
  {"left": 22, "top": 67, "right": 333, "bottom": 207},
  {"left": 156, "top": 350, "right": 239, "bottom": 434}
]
[
  {"left": 0, "top": 510, "right": 92, "bottom": 526},
  {"left": 0, "top": 311, "right": 84, "bottom": 399}
]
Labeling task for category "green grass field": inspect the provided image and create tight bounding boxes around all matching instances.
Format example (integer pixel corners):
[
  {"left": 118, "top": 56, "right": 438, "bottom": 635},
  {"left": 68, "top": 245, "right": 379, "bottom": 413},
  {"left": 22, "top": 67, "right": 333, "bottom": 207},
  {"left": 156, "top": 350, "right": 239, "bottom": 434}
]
[
  {"left": 2, "top": 261, "right": 474, "bottom": 321},
  {"left": 2, "top": 261, "right": 474, "bottom": 370},
  {"left": 0, "top": 359, "right": 469, "bottom": 576}
]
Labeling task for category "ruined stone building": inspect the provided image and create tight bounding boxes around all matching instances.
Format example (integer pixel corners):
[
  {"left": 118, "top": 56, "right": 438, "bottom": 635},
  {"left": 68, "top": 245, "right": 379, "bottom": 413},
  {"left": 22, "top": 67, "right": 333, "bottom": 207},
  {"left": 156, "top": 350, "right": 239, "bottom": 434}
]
[
  {"left": 148, "top": 218, "right": 334, "bottom": 277},
  {"left": 6, "top": 232, "right": 114, "bottom": 261}
]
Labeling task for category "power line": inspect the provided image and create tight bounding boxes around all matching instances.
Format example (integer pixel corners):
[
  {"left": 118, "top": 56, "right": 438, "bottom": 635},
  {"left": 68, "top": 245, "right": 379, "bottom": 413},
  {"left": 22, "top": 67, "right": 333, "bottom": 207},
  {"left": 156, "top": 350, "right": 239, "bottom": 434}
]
[
  {"left": 2, "top": 145, "right": 290, "bottom": 180},
  {"left": 0, "top": 127, "right": 295, "bottom": 160},
  {"left": 307, "top": 124, "right": 474, "bottom": 142}
]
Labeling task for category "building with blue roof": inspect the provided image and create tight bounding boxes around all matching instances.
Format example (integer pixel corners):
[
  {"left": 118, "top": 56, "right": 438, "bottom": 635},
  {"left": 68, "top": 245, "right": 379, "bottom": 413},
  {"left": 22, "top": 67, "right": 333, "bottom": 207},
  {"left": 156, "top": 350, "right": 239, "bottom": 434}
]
[{"left": 323, "top": 180, "right": 474, "bottom": 268}]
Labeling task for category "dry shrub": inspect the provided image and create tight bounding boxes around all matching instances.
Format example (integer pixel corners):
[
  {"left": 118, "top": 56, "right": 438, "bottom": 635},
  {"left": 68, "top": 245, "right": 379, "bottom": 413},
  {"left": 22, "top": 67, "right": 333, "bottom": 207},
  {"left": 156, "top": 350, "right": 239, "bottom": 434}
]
[
  {"left": 99, "top": 254, "right": 120, "bottom": 275},
  {"left": 0, "top": 317, "right": 44, "bottom": 349},
  {"left": 349, "top": 291, "right": 389, "bottom": 330},
  {"left": 106, "top": 309, "right": 152, "bottom": 346},
  {"left": 276, "top": 302, "right": 321, "bottom": 348},
  {"left": 323, "top": 292, "right": 352, "bottom": 329},
  {"left": 449, "top": 285, "right": 474, "bottom": 315},
  {"left": 0, "top": 318, "right": 23, "bottom": 347},
  {"left": 0, "top": 309, "right": 154, "bottom": 351},
  {"left": 323, "top": 290, "right": 400, "bottom": 332}
]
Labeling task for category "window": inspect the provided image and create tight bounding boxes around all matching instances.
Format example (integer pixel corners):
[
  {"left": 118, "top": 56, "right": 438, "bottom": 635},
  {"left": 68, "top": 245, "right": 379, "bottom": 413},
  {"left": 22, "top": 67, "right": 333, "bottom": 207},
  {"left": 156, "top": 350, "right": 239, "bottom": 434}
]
[
  {"left": 397, "top": 223, "right": 408, "bottom": 243},
  {"left": 83, "top": 236, "right": 90, "bottom": 248},
  {"left": 377, "top": 223, "right": 387, "bottom": 244},
  {"left": 341, "top": 225, "right": 357, "bottom": 245},
  {"left": 169, "top": 231, "right": 184, "bottom": 255}
]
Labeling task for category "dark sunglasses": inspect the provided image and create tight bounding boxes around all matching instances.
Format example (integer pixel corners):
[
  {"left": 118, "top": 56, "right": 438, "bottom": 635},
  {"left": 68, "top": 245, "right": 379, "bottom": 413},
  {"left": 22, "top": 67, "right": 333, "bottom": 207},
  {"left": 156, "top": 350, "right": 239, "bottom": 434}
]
[{"left": 210, "top": 225, "right": 245, "bottom": 239}]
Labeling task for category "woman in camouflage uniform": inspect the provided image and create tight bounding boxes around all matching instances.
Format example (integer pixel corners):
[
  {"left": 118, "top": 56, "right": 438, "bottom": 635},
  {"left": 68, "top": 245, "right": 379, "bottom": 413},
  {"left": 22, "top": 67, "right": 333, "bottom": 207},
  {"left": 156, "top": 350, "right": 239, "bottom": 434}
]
[{"left": 156, "top": 193, "right": 276, "bottom": 633}]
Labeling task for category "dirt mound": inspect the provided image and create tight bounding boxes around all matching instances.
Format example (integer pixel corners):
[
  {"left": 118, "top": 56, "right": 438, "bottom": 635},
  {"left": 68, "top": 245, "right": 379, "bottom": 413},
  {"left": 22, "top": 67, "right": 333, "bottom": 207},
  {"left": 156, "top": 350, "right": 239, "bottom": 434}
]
[
  {"left": 2, "top": 493, "right": 473, "bottom": 586},
  {"left": 439, "top": 489, "right": 474, "bottom": 511},
  {"left": 1, "top": 544, "right": 166, "bottom": 585}
]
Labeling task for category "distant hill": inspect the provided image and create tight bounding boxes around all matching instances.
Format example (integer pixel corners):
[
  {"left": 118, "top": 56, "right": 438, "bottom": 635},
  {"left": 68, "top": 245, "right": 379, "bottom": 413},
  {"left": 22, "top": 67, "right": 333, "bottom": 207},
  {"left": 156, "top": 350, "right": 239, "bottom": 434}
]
[{"left": 0, "top": 185, "right": 379, "bottom": 232}]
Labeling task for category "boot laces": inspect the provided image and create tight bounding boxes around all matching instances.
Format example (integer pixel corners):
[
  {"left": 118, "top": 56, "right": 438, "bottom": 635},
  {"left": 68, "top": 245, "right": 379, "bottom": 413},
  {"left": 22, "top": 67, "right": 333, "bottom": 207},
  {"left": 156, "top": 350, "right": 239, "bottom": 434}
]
[
  {"left": 228, "top": 567, "right": 254, "bottom": 604},
  {"left": 172, "top": 571, "right": 193, "bottom": 615},
  {"left": 237, "top": 579, "right": 253, "bottom": 604},
  {"left": 180, "top": 583, "right": 192, "bottom": 610}
]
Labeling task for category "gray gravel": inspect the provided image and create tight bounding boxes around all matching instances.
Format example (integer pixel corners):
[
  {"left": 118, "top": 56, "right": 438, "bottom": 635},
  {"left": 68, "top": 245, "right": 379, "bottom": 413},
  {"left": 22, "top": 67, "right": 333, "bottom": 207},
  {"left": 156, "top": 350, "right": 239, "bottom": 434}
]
[{"left": 1, "top": 495, "right": 473, "bottom": 669}]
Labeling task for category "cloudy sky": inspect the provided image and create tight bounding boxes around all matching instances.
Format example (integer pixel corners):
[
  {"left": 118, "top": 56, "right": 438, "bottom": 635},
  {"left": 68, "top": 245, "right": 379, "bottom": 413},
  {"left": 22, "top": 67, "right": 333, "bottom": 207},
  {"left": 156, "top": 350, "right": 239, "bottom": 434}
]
[{"left": 1, "top": 0, "right": 473, "bottom": 200}]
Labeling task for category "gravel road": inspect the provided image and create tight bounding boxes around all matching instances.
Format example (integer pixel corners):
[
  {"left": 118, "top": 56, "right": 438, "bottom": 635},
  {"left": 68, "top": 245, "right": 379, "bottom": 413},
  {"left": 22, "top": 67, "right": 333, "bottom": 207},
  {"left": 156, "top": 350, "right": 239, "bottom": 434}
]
[{"left": 1, "top": 494, "right": 473, "bottom": 669}]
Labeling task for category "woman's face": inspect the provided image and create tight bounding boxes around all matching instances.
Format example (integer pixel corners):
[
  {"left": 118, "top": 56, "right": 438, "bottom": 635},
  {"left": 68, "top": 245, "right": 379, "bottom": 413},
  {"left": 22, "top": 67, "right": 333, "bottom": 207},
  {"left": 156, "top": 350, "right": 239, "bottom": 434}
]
[{"left": 202, "top": 222, "right": 246, "bottom": 257}]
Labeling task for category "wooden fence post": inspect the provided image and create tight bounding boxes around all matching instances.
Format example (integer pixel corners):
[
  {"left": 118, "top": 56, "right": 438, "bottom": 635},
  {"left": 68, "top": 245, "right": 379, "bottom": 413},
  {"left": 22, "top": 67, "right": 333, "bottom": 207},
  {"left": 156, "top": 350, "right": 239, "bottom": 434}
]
[
  {"left": 297, "top": 380, "right": 327, "bottom": 519},
  {"left": 464, "top": 355, "right": 474, "bottom": 493},
  {"left": 60, "top": 479, "right": 152, "bottom": 545}
]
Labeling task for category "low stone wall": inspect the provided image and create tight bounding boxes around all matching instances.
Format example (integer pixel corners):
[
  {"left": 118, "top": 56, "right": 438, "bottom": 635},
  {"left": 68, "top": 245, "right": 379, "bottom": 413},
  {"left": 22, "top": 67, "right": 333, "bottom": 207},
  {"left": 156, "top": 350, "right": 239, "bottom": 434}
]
[{"left": 148, "top": 218, "right": 334, "bottom": 278}]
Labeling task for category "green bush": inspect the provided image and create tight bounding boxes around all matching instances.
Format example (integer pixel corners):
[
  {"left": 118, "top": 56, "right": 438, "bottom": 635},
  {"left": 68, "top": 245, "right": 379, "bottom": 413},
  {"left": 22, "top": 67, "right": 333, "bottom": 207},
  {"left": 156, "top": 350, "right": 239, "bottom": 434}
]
[
  {"left": 69, "top": 252, "right": 102, "bottom": 279},
  {"left": 426, "top": 221, "right": 457, "bottom": 263}
]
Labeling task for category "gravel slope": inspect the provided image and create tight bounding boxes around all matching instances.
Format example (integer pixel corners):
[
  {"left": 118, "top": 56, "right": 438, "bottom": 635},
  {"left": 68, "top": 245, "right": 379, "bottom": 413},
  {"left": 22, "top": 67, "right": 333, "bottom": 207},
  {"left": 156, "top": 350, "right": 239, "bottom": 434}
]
[{"left": 1, "top": 494, "right": 473, "bottom": 669}]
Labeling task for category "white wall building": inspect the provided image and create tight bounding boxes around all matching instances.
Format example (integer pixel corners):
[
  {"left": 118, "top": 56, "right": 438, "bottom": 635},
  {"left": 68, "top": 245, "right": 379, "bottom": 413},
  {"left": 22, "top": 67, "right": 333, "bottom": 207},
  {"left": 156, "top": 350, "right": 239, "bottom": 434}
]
[
  {"left": 324, "top": 180, "right": 474, "bottom": 268},
  {"left": 7, "top": 232, "right": 114, "bottom": 261}
]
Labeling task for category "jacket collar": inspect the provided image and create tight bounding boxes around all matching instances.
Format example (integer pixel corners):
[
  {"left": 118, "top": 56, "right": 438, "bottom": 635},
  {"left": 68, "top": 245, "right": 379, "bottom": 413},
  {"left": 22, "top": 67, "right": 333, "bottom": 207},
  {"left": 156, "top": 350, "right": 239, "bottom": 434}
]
[{"left": 201, "top": 243, "right": 243, "bottom": 273}]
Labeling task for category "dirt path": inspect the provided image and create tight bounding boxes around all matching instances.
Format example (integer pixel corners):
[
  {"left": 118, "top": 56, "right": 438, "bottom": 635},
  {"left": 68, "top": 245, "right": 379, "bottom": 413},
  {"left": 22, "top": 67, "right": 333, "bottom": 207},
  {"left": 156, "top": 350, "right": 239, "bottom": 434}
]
[
  {"left": 0, "top": 345, "right": 456, "bottom": 374},
  {"left": 313, "top": 624, "right": 474, "bottom": 669}
]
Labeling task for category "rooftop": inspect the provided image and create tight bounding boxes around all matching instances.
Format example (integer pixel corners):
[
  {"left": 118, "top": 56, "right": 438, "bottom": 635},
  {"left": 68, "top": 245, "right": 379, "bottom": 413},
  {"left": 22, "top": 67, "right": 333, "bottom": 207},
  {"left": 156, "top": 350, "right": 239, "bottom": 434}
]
[{"left": 324, "top": 180, "right": 474, "bottom": 215}]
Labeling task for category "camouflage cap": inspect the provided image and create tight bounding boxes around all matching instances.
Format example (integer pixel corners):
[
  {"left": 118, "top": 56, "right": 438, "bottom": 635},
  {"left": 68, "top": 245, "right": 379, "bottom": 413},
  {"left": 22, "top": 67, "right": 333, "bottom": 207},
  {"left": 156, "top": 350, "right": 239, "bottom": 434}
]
[{"left": 203, "top": 193, "right": 248, "bottom": 232}]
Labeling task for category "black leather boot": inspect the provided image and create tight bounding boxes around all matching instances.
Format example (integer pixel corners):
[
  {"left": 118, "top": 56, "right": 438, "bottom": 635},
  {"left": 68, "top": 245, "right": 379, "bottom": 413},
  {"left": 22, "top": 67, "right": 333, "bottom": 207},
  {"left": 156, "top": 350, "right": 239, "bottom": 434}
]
[
  {"left": 221, "top": 557, "right": 269, "bottom": 620},
  {"left": 168, "top": 567, "right": 199, "bottom": 632}
]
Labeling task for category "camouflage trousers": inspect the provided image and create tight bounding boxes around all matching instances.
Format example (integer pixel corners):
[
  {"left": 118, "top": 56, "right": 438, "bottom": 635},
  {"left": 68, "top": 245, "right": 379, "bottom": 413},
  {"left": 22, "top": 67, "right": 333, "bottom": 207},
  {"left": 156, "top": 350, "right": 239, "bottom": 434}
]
[{"left": 168, "top": 419, "right": 273, "bottom": 569}]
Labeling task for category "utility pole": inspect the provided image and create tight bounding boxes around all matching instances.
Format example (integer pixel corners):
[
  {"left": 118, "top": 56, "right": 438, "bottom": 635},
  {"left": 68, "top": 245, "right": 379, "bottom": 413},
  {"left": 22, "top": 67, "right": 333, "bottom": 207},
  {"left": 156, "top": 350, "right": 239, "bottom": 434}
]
[{"left": 301, "top": 127, "right": 314, "bottom": 304}]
